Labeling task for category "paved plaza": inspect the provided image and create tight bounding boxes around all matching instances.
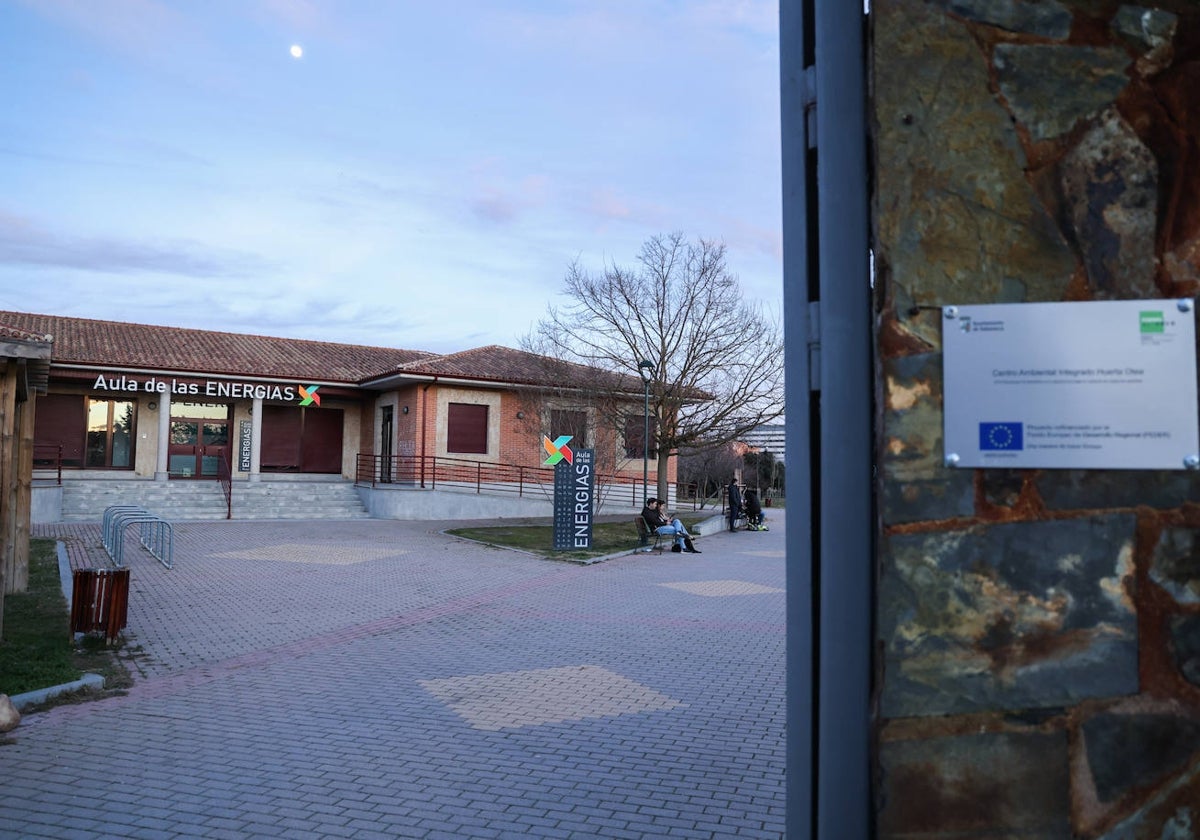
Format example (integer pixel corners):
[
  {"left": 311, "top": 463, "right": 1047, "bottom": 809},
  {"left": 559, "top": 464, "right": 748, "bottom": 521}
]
[{"left": 6, "top": 513, "right": 787, "bottom": 838}]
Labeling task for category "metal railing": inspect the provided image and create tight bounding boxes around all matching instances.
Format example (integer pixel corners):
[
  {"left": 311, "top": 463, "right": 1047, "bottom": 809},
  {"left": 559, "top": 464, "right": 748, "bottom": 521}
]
[
  {"left": 355, "top": 454, "right": 558, "bottom": 497},
  {"left": 216, "top": 455, "right": 232, "bottom": 519},
  {"left": 355, "top": 454, "right": 718, "bottom": 511},
  {"left": 102, "top": 505, "right": 174, "bottom": 569},
  {"left": 33, "top": 443, "right": 63, "bottom": 485}
]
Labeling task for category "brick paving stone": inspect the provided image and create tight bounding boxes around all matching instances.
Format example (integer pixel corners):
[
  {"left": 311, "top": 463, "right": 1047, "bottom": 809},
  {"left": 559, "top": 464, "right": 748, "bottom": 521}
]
[
  {"left": 11, "top": 517, "right": 785, "bottom": 837},
  {"left": 201, "top": 828, "right": 248, "bottom": 840},
  {"left": 122, "top": 827, "right": 176, "bottom": 840}
]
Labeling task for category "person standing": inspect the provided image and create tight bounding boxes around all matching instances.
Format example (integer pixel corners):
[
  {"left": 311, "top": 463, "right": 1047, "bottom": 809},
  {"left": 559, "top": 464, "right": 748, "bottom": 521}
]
[{"left": 728, "top": 478, "right": 743, "bottom": 532}]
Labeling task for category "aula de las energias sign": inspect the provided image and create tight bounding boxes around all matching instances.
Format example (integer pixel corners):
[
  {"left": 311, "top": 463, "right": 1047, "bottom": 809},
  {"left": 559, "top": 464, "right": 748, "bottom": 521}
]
[{"left": 92, "top": 373, "right": 316, "bottom": 403}]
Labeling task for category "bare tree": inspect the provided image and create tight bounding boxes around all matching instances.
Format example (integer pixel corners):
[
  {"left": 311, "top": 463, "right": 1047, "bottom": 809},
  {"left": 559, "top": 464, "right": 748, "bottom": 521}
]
[
  {"left": 678, "top": 442, "right": 745, "bottom": 508},
  {"left": 524, "top": 232, "right": 784, "bottom": 502}
]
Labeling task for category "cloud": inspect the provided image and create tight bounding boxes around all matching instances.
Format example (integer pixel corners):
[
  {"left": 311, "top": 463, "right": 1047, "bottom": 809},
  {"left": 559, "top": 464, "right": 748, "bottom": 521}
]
[
  {"left": 0, "top": 210, "right": 272, "bottom": 278},
  {"left": 465, "top": 169, "right": 552, "bottom": 225},
  {"left": 17, "top": 0, "right": 197, "bottom": 63},
  {"left": 724, "top": 219, "right": 783, "bottom": 262},
  {"left": 589, "top": 188, "right": 632, "bottom": 222},
  {"left": 256, "top": 0, "right": 324, "bottom": 33},
  {"left": 472, "top": 191, "right": 520, "bottom": 224},
  {"left": 685, "top": 0, "right": 777, "bottom": 36},
  {"left": 583, "top": 187, "right": 670, "bottom": 233}
]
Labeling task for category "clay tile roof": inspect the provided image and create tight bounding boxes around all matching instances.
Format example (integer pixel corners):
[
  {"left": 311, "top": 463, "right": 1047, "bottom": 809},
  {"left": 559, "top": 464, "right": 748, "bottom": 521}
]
[
  {"left": 0, "top": 311, "right": 433, "bottom": 382},
  {"left": 0, "top": 321, "right": 52, "bottom": 343},
  {"left": 393, "top": 344, "right": 629, "bottom": 389}
]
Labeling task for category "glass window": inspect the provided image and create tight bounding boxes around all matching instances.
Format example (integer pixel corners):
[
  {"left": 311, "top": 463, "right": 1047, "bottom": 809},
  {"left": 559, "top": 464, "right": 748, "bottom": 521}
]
[
  {"left": 551, "top": 409, "right": 588, "bottom": 449},
  {"left": 85, "top": 399, "right": 135, "bottom": 468},
  {"left": 624, "top": 416, "right": 656, "bottom": 459},
  {"left": 172, "top": 402, "right": 230, "bottom": 420}
]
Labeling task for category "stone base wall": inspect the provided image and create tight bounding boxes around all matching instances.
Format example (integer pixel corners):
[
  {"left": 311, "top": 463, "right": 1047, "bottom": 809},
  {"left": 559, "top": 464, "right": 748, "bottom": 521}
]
[{"left": 874, "top": 1, "right": 1200, "bottom": 835}]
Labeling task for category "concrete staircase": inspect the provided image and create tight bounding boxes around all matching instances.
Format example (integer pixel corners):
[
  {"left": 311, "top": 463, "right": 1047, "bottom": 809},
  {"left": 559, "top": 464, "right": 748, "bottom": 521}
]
[{"left": 59, "top": 479, "right": 371, "bottom": 522}]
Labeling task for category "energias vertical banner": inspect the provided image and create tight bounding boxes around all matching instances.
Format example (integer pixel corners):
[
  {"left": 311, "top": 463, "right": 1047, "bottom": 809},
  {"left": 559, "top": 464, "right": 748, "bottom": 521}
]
[
  {"left": 239, "top": 420, "right": 252, "bottom": 472},
  {"left": 552, "top": 446, "right": 594, "bottom": 550}
]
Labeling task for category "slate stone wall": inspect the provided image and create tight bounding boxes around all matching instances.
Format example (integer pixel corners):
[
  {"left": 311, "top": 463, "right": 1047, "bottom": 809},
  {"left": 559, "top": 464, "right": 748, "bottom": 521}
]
[{"left": 873, "top": 2, "right": 1200, "bottom": 835}]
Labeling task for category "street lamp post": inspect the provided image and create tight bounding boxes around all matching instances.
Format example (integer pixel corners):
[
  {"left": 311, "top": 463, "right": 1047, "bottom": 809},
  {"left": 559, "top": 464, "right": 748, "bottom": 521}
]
[{"left": 638, "top": 359, "right": 654, "bottom": 506}]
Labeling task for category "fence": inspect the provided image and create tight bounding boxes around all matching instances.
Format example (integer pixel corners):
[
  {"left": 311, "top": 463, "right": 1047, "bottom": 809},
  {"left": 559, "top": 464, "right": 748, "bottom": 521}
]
[{"left": 355, "top": 453, "right": 696, "bottom": 510}]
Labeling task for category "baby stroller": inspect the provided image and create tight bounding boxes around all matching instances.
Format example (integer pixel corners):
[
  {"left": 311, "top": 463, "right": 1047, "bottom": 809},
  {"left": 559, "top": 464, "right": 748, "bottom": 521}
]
[{"left": 743, "top": 489, "right": 768, "bottom": 531}]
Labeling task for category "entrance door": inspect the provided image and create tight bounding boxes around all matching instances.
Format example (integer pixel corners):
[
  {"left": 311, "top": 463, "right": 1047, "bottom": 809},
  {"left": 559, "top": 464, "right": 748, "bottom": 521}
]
[
  {"left": 169, "top": 403, "right": 230, "bottom": 478},
  {"left": 380, "top": 406, "right": 394, "bottom": 483}
]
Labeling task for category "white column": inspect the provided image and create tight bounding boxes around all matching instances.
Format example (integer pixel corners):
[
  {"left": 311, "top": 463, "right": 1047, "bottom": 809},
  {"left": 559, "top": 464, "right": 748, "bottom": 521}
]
[
  {"left": 250, "top": 396, "right": 263, "bottom": 482},
  {"left": 155, "top": 390, "right": 171, "bottom": 481}
]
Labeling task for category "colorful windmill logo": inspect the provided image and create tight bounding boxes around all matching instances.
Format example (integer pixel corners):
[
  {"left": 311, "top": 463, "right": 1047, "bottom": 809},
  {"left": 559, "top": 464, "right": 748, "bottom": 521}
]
[
  {"left": 543, "top": 435, "right": 574, "bottom": 465},
  {"left": 298, "top": 385, "right": 321, "bottom": 407}
]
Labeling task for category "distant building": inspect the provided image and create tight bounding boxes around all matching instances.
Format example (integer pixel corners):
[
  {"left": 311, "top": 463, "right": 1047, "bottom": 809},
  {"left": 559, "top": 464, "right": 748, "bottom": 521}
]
[{"left": 741, "top": 423, "right": 785, "bottom": 463}]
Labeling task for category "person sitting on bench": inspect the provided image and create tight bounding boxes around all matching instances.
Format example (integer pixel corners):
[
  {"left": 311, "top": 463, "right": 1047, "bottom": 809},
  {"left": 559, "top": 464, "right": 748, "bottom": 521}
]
[{"left": 640, "top": 498, "right": 701, "bottom": 553}]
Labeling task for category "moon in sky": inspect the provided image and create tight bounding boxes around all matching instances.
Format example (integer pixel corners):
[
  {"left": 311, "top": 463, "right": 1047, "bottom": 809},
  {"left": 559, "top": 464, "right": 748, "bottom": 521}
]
[{"left": 290, "top": 44, "right": 303, "bottom": 59}]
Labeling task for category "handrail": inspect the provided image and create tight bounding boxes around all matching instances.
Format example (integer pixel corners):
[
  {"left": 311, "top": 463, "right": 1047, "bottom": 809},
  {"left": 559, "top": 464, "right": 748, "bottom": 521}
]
[
  {"left": 33, "top": 443, "right": 63, "bottom": 485},
  {"left": 355, "top": 453, "right": 652, "bottom": 505},
  {"left": 216, "top": 454, "right": 232, "bottom": 519}
]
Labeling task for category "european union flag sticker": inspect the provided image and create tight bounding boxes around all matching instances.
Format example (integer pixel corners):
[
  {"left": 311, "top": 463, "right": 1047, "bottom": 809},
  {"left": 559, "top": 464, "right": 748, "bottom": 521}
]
[{"left": 979, "top": 422, "right": 1023, "bottom": 451}]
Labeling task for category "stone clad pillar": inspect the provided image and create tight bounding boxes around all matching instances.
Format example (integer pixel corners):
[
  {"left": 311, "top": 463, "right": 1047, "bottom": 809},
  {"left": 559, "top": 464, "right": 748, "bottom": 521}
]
[{"left": 872, "top": 1, "right": 1200, "bottom": 834}]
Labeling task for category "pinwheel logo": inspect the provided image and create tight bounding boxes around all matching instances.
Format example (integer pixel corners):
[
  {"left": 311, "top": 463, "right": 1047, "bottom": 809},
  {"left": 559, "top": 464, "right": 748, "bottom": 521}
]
[
  {"left": 298, "top": 385, "right": 321, "bottom": 407},
  {"left": 543, "top": 435, "right": 573, "bottom": 465}
]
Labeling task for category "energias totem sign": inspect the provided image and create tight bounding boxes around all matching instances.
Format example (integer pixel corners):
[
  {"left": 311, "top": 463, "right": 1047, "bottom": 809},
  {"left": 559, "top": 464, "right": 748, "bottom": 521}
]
[{"left": 546, "top": 435, "right": 594, "bottom": 550}]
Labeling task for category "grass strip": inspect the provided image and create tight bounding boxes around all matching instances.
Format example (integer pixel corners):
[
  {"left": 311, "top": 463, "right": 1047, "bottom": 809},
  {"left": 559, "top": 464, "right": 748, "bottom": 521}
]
[
  {"left": 0, "top": 539, "right": 80, "bottom": 696},
  {"left": 447, "top": 516, "right": 706, "bottom": 561}
]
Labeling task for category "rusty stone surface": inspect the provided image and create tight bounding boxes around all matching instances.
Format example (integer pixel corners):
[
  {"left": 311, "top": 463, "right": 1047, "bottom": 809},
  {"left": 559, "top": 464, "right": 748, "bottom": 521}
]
[
  {"left": 1169, "top": 614, "right": 1200, "bottom": 686},
  {"left": 882, "top": 353, "right": 975, "bottom": 524},
  {"left": 1113, "top": 5, "right": 1178, "bottom": 50},
  {"left": 1098, "top": 755, "right": 1200, "bottom": 839},
  {"left": 994, "top": 44, "right": 1131, "bottom": 141},
  {"left": 981, "top": 469, "right": 1027, "bottom": 510},
  {"left": 874, "top": 0, "right": 1076, "bottom": 348},
  {"left": 878, "top": 730, "right": 1070, "bottom": 837},
  {"left": 882, "top": 352, "right": 944, "bottom": 481},
  {"left": 1083, "top": 711, "right": 1200, "bottom": 804},
  {"left": 1113, "top": 6, "right": 1178, "bottom": 75},
  {"left": 1150, "top": 528, "right": 1200, "bottom": 605},
  {"left": 1039, "top": 470, "right": 1200, "bottom": 510},
  {"left": 872, "top": 2, "right": 1200, "bottom": 835},
  {"left": 880, "top": 515, "right": 1138, "bottom": 717},
  {"left": 933, "top": 0, "right": 1073, "bottom": 38},
  {"left": 884, "top": 474, "right": 977, "bottom": 527},
  {"left": 1145, "top": 52, "right": 1200, "bottom": 293},
  {"left": 1060, "top": 108, "right": 1159, "bottom": 297}
]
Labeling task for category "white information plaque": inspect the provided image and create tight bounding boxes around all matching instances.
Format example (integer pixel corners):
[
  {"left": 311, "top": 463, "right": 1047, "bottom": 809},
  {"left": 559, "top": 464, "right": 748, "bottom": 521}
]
[{"left": 942, "top": 299, "right": 1199, "bottom": 470}]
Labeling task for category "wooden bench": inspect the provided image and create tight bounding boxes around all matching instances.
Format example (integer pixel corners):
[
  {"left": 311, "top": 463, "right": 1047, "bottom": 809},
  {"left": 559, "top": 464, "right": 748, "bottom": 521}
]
[{"left": 635, "top": 516, "right": 664, "bottom": 553}]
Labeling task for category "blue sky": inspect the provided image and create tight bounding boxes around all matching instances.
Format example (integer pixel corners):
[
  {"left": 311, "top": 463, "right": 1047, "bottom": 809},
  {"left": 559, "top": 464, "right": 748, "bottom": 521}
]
[{"left": 0, "top": 0, "right": 781, "bottom": 354}]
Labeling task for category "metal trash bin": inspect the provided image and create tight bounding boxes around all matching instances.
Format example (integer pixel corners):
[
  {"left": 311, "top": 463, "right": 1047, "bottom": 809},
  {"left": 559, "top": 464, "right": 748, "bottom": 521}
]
[{"left": 70, "top": 568, "right": 130, "bottom": 642}]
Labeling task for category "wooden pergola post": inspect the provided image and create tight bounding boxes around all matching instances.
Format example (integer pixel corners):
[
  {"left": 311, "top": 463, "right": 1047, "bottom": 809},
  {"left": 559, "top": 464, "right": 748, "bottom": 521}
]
[{"left": 0, "top": 331, "right": 52, "bottom": 639}]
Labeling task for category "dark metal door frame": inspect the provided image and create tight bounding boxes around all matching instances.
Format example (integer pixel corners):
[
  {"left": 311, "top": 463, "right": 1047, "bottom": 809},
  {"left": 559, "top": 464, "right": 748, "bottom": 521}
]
[{"left": 781, "top": 1, "right": 872, "bottom": 836}]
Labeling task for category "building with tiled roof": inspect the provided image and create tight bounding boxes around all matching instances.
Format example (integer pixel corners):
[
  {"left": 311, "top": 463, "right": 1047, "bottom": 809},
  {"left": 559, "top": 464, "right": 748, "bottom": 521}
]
[{"left": 7, "top": 310, "right": 669, "bottom": 523}]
